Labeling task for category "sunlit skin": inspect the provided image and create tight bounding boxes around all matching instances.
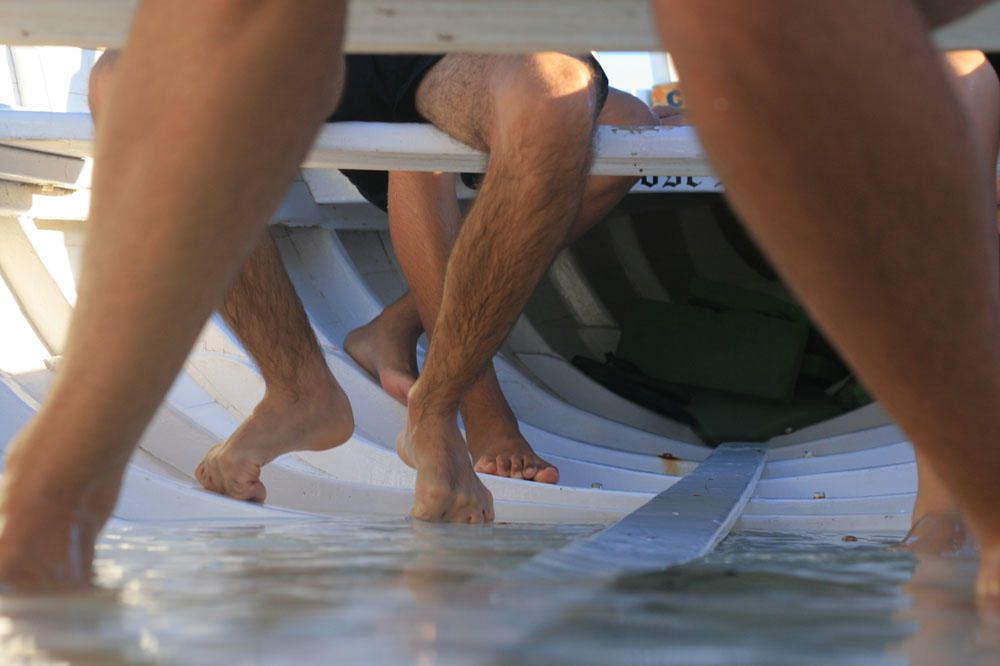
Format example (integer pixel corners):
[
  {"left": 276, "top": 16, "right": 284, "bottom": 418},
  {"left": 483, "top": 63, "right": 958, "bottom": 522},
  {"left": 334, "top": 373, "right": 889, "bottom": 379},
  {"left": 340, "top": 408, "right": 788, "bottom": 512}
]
[
  {"left": 394, "top": 54, "right": 643, "bottom": 522},
  {"left": 901, "top": 49, "right": 999, "bottom": 552},
  {"left": 345, "top": 87, "right": 654, "bottom": 487},
  {"left": 652, "top": 0, "right": 1000, "bottom": 601},
  {"left": 0, "top": 0, "right": 996, "bottom": 601},
  {"left": 94, "top": 55, "right": 651, "bottom": 499},
  {"left": 0, "top": 0, "right": 348, "bottom": 591}
]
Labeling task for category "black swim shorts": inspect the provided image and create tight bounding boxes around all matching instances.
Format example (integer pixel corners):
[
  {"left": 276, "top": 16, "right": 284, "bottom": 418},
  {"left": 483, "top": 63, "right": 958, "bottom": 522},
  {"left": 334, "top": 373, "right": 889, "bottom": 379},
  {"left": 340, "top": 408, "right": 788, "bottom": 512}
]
[{"left": 328, "top": 54, "right": 610, "bottom": 211}]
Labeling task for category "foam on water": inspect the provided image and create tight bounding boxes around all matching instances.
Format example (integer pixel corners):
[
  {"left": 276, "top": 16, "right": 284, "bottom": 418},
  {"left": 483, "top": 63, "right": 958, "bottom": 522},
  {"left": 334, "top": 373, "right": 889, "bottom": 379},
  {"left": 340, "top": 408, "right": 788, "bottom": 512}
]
[{"left": 0, "top": 519, "right": 996, "bottom": 665}]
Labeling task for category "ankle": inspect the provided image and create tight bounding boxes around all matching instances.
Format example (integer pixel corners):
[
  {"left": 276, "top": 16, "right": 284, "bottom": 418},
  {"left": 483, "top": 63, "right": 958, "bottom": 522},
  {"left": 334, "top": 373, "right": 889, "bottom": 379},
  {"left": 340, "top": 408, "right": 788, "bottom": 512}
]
[
  {"left": 408, "top": 382, "right": 460, "bottom": 426},
  {"left": 461, "top": 405, "right": 520, "bottom": 442},
  {"left": 380, "top": 300, "right": 424, "bottom": 340},
  {"left": 264, "top": 364, "right": 340, "bottom": 406}
]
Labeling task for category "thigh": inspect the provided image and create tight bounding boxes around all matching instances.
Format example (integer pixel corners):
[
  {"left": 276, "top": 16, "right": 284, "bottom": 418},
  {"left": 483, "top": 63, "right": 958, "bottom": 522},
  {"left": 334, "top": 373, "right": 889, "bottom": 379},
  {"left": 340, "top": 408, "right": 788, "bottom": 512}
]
[
  {"left": 416, "top": 53, "right": 605, "bottom": 151},
  {"left": 415, "top": 53, "right": 502, "bottom": 151}
]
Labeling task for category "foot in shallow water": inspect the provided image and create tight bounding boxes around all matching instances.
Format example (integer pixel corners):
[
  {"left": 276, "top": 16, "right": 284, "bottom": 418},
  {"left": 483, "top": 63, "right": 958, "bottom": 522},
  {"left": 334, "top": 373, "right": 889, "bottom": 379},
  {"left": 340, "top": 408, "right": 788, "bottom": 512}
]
[
  {"left": 396, "top": 407, "right": 494, "bottom": 524},
  {"left": 899, "top": 511, "right": 976, "bottom": 556},
  {"left": 468, "top": 429, "right": 560, "bottom": 484},
  {"left": 0, "top": 423, "right": 127, "bottom": 591},
  {"left": 344, "top": 308, "right": 421, "bottom": 406},
  {"left": 195, "top": 376, "right": 354, "bottom": 502}
]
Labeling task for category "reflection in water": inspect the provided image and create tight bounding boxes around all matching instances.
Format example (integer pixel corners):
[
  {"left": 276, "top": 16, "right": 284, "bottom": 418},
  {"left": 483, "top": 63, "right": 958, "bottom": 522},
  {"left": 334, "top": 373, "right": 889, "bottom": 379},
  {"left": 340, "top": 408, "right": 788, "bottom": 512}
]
[
  {"left": 0, "top": 520, "right": 996, "bottom": 665},
  {"left": 896, "top": 553, "right": 1000, "bottom": 666}
]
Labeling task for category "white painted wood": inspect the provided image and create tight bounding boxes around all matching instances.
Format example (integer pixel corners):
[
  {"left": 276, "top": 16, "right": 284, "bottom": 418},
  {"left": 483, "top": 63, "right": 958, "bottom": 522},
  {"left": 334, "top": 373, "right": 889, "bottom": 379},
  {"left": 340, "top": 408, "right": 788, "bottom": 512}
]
[
  {"left": 1, "top": 0, "right": 997, "bottom": 52},
  {"left": 744, "top": 493, "right": 915, "bottom": 516},
  {"left": 736, "top": 512, "right": 909, "bottom": 534},
  {"left": 515, "top": 351, "right": 703, "bottom": 446},
  {"left": 765, "top": 443, "right": 915, "bottom": 481},
  {"left": 756, "top": 462, "right": 916, "bottom": 499},
  {"left": 768, "top": 403, "right": 894, "bottom": 449},
  {"left": 767, "top": 422, "right": 908, "bottom": 461},
  {"left": 328, "top": 224, "right": 700, "bottom": 443},
  {"left": 0, "top": 111, "right": 713, "bottom": 177},
  {"left": 0, "top": 144, "right": 86, "bottom": 188},
  {"left": 0, "top": 46, "right": 21, "bottom": 107},
  {"left": 279, "top": 225, "right": 712, "bottom": 458},
  {"left": 0, "top": 216, "right": 71, "bottom": 353},
  {"left": 523, "top": 444, "right": 765, "bottom": 576}
]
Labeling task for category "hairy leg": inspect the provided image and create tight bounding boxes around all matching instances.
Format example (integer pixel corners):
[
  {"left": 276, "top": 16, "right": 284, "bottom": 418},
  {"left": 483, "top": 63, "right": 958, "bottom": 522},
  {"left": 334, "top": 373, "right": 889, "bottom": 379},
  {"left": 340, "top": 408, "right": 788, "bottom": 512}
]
[
  {"left": 904, "top": 50, "right": 1000, "bottom": 551},
  {"left": 387, "top": 88, "right": 652, "bottom": 485},
  {"left": 393, "top": 53, "right": 601, "bottom": 522},
  {"left": 196, "top": 232, "right": 354, "bottom": 502},
  {"left": 0, "top": 0, "right": 345, "bottom": 591},
  {"left": 91, "top": 52, "right": 353, "bottom": 504},
  {"left": 652, "top": 0, "right": 1000, "bottom": 596}
]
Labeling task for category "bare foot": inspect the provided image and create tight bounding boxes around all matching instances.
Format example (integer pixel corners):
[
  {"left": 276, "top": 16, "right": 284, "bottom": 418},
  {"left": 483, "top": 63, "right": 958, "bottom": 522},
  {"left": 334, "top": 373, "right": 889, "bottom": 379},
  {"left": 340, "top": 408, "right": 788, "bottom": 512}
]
[
  {"left": 195, "top": 375, "right": 353, "bottom": 502},
  {"left": 462, "top": 385, "right": 560, "bottom": 484},
  {"left": 468, "top": 429, "right": 560, "bottom": 484},
  {"left": 396, "top": 410, "right": 494, "bottom": 524},
  {"left": 344, "top": 303, "right": 422, "bottom": 405},
  {"left": 899, "top": 511, "right": 975, "bottom": 555}
]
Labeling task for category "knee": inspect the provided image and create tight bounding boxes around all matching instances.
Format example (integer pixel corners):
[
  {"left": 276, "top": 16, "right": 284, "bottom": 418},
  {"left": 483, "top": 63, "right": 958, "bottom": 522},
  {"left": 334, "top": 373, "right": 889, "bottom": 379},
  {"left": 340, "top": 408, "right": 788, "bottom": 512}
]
[
  {"left": 87, "top": 50, "right": 121, "bottom": 116},
  {"left": 598, "top": 89, "right": 656, "bottom": 126},
  {"left": 494, "top": 53, "right": 599, "bottom": 140}
]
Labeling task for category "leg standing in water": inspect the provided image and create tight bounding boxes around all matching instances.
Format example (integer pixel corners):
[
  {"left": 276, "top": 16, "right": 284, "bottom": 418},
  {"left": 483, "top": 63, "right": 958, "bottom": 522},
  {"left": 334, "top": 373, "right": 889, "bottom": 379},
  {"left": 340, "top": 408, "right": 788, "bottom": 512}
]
[
  {"left": 904, "top": 50, "right": 1000, "bottom": 553},
  {"left": 347, "top": 87, "right": 654, "bottom": 485},
  {"left": 88, "top": 52, "right": 355, "bottom": 504},
  {"left": 650, "top": 0, "right": 1000, "bottom": 599},
  {"left": 0, "top": 0, "right": 347, "bottom": 591}
]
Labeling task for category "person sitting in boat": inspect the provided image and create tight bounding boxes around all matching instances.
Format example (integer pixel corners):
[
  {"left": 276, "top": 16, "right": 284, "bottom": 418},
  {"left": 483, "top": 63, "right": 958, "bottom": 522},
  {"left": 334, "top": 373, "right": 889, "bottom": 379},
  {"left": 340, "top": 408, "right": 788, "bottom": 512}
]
[{"left": 85, "top": 51, "right": 652, "bottom": 506}]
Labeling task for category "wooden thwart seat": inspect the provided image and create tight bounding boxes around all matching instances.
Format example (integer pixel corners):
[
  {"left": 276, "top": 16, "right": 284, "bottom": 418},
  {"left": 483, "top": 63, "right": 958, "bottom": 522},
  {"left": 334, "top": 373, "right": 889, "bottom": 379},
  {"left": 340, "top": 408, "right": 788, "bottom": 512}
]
[{"left": 1, "top": 0, "right": 998, "bottom": 52}]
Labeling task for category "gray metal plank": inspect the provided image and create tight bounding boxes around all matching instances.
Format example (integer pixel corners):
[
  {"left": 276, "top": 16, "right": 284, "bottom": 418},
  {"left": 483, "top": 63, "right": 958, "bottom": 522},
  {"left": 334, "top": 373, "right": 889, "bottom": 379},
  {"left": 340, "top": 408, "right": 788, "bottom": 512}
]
[{"left": 519, "top": 443, "right": 766, "bottom": 578}]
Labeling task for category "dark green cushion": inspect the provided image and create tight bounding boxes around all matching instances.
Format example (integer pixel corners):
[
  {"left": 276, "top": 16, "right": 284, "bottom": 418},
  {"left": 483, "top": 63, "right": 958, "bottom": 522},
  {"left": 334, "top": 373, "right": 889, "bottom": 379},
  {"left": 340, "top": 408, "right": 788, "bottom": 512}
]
[
  {"left": 686, "top": 384, "right": 847, "bottom": 444},
  {"left": 617, "top": 300, "right": 809, "bottom": 403},
  {"left": 687, "top": 278, "right": 808, "bottom": 323}
]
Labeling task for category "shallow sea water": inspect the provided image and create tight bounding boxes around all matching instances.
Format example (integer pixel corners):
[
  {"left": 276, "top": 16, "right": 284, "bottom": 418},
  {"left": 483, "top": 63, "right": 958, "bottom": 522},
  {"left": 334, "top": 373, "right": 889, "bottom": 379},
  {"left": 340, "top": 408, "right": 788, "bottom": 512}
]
[{"left": 0, "top": 518, "right": 997, "bottom": 665}]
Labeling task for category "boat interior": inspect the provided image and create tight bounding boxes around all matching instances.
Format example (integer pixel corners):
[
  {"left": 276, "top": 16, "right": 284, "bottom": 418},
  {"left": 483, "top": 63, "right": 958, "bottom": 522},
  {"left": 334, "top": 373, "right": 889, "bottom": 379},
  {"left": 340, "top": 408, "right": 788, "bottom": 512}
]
[{"left": 0, "top": 44, "right": 918, "bottom": 539}]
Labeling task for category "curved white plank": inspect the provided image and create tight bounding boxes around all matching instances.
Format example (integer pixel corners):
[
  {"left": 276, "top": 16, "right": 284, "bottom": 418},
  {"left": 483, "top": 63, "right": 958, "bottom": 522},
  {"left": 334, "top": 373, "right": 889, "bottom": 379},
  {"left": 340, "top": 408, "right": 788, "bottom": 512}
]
[
  {"left": 736, "top": 512, "right": 910, "bottom": 534},
  {"left": 745, "top": 493, "right": 915, "bottom": 516},
  {"left": 756, "top": 462, "right": 915, "bottom": 499},
  {"left": 279, "top": 225, "right": 713, "bottom": 459},
  {"left": 767, "top": 422, "right": 910, "bottom": 461},
  {"left": 334, "top": 226, "right": 703, "bottom": 442},
  {"left": 767, "top": 403, "right": 894, "bottom": 449},
  {"left": 765, "top": 441, "right": 914, "bottom": 478}
]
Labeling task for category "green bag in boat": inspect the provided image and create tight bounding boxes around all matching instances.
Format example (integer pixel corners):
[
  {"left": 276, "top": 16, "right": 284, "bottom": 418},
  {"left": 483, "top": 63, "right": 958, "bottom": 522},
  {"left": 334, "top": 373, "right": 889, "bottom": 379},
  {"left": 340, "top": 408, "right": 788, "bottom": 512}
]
[{"left": 616, "top": 299, "right": 809, "bottom": 403}]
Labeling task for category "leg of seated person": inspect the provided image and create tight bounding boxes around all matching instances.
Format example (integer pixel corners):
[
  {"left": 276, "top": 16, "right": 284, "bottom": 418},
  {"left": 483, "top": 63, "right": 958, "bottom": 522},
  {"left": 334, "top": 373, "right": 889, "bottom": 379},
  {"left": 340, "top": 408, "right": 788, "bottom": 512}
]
[
  {"left": 90, "top": 51, "right": 353, "bottom": 504},
  {"left": 380, "top": 88, "right": 652, "bottom": 486},
  {"left": 374, "top": 87, "right": 650, "bottom": 487},
  {"left": 652, "top": 0, "right": 1000, "bottom": 597},
  {"left": 0, "top": 0, "right": 346, "bottom": 591},
  {"left": 904, "top": 50, "right": 1000, "bottom": 552},
  {"left": 459, "top": 89, "right": 654, "bottom": 482},
  {"left": 344, "top": 292, "right": 423, "bottom": 405},
  {"left": 391, "top": 53, "right": 601, "bottom": 522},
  {"left": 195, "top": 232, "right": 354, "bottom": 502}
]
